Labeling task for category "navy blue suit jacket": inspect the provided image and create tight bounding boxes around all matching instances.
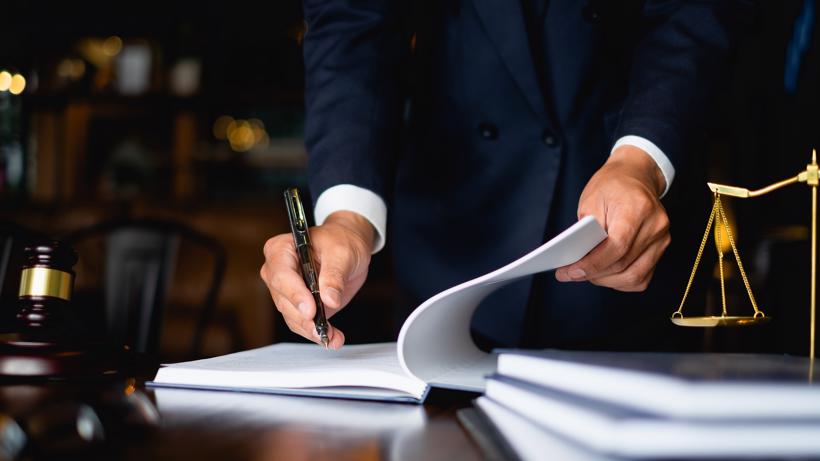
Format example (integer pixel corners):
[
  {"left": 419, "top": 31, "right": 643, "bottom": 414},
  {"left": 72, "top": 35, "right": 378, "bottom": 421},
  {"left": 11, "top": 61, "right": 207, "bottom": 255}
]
[{"left": 303, "top": 0, "right": 742, "bottom": 348}]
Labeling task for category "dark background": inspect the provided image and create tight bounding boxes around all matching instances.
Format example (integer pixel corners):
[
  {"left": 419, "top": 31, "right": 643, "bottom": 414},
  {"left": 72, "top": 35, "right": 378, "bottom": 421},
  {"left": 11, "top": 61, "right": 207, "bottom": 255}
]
[{"left": 0, "top": 1, "right": 818, "bottom": 360}]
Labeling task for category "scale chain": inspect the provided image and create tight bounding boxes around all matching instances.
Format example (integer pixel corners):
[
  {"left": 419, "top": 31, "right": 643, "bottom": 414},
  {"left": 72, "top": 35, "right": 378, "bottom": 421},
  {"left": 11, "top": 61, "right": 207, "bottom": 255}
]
[
  {"left": 715, "top": 196, "right": 728, "bottom": 317},
  {"left": 674, "top": 196, "right": 719, "bottom": 318},
  {"left": 674, "top": 193, "right": 765, "bottom": 320},
  {"left": 716, "top": 194, "right": 763, "bottom": 317}
]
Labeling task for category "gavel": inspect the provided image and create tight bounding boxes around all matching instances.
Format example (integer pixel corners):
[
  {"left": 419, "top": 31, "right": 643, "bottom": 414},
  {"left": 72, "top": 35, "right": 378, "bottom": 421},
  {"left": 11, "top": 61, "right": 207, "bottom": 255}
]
[{"left": 0, "top": 241, "right": 123, "bottom": 378}]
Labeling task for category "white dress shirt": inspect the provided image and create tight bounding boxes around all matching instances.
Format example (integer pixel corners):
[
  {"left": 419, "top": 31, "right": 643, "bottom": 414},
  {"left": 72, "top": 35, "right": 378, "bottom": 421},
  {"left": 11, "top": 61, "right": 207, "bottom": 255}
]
[{"left": 313, "top": 136, "right": 675, "bottom": 254}]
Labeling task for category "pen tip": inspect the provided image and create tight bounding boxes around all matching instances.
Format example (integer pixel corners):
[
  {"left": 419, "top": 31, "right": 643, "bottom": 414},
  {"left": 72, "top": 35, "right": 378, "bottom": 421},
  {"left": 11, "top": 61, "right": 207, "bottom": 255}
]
[{"left": 321, "top": 336, "right": 329, "bottom": 349}]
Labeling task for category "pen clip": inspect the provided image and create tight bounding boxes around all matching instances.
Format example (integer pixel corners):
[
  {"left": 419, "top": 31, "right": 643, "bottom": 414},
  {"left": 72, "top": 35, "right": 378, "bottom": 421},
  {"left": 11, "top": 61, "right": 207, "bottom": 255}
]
[{"left": 284, "top": 188, "right": 309, "bottom": 247}]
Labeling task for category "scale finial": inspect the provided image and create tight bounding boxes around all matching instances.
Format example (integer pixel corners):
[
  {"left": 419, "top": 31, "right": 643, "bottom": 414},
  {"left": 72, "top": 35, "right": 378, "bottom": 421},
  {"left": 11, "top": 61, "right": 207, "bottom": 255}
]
[{"left": 813, "top": 148, "right": 817, "bottom": 163}]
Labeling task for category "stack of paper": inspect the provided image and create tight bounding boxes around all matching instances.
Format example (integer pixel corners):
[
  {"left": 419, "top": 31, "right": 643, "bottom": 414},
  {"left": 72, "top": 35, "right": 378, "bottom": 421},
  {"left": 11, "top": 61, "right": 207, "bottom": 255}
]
[{"left": 476, "top": 350, "right": 820, "bottom": 459}]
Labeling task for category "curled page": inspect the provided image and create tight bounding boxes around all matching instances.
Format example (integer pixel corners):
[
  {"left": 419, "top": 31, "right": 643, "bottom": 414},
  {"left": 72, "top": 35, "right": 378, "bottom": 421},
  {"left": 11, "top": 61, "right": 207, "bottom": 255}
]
[{"left": 397, "top": 216, "right": 607, "bottom": 391}]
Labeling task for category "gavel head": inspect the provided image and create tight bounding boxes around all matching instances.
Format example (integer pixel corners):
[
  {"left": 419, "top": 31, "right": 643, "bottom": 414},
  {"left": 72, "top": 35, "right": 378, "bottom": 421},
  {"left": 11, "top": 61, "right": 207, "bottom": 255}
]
[
  {"left": 22, "top": 241, "right": 78, "bottom": 273},
  {"left": 16, "top": 241, "right": 78, "bottom": 331}
]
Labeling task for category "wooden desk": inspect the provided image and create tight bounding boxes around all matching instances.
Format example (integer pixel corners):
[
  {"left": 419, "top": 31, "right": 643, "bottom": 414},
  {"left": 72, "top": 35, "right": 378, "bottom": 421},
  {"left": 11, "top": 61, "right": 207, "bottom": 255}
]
[{"left": 0, "top": 380, "right": 486, "bottom": 460}]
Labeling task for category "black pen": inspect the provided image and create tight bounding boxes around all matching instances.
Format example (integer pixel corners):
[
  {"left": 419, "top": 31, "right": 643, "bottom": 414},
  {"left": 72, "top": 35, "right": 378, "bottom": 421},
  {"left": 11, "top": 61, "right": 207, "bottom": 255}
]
[{"left": 284, "top": 188, "right": 330, "bottom": 348}]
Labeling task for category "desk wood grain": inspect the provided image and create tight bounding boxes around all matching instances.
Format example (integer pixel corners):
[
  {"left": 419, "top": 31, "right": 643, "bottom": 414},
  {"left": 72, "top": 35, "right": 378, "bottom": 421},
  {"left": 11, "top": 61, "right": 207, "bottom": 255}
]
[{"left": 0, "top": 381, "right": 486, "bottom": 460}]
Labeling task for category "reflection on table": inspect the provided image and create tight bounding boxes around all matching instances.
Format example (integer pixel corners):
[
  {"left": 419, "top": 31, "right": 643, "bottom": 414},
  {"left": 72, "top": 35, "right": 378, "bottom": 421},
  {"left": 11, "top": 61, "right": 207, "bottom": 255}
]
[{"left": 0, "top": 380, "right": 483, "bottom": 460}]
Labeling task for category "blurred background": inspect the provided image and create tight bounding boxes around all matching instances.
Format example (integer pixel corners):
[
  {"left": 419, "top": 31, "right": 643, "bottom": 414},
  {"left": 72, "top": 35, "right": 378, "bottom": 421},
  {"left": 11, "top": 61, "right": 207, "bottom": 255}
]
[{"left": 0, "top": 2, "right": 818, "bottom": 361}]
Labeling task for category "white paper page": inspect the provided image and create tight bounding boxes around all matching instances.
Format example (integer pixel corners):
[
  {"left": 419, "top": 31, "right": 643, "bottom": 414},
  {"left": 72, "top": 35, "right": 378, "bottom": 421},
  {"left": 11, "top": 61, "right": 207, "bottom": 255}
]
[
  {"left": 154, "top": 387, "right": 427, "bottom": 431},
  {"left": 487, "top": 377, "right": 820, "bottom": 459},
  {"left": 152, "top": 342, "right": 428, "bottom": 400},
  {"left": 475, "top": 397, "right": 612, "bottom": 461},
  {"left": 497, "top": 352, "right": 820, "bottom": 419},
  {"left": 398, "top": 216, "right": 607, "bottom": 390}
]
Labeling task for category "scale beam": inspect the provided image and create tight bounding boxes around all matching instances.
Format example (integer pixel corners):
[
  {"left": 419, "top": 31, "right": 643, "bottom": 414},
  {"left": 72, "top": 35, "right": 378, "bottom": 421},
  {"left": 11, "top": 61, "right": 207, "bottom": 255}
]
[{"left": 708, "top": 176, "right": 800, "bottom": 198}]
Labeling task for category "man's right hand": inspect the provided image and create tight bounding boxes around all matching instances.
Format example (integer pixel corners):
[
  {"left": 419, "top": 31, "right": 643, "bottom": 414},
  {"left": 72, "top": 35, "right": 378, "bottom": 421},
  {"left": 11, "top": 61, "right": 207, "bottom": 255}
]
[{"left": 260, "top": 210, "right": 375, "bottom": 349}]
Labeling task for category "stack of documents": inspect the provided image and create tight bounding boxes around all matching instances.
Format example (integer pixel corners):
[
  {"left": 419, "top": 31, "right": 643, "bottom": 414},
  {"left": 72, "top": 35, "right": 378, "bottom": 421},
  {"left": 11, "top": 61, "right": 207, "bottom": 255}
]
[{"left": 475, "top": 350, "right": 820, "bottom": 459}]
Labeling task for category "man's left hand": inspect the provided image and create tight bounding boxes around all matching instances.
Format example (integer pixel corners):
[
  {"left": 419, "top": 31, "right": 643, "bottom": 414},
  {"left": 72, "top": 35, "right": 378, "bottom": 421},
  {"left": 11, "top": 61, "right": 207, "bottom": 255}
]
[{"left": 555, "top": 145, "right": 671, "bottom": 292}]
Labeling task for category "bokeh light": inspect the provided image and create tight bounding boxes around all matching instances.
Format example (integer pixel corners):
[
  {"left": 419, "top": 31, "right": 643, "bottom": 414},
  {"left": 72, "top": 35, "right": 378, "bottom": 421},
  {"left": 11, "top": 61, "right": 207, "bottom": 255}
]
[
  {"left": 0, "top": 71, "right": 11, "bottom": 91},
  {"left": 9, "top": 74, "right": 26, "bottom": 95},
  {"left": 212, "top": 115, "right": 234, "bottom": 140},
  {"left": 57, "top": 58, "right": 86, "bottom": 80},
  {"left": 217, "top": 116, "right": 271, "bottom": 152},
  {"left": 228, "top": 120, "right": 256, "bottom": 152},
  {"left": 102, "top": 36, "right": 123, "bottom": 57}
]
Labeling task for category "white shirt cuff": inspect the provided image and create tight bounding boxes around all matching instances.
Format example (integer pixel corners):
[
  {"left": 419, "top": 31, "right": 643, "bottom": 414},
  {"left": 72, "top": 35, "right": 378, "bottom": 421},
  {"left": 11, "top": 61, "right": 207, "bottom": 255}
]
[
  {"left": 611, "top": 135, "right": 675, "bottom": 198},
  {"left": 313, "top": 184, "right": 387, "bottom": 254}
]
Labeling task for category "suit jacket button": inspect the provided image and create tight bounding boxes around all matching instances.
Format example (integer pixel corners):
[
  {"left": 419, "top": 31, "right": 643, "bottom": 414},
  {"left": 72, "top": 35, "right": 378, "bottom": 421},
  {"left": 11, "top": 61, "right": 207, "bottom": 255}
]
[
  {"left": 477, "top": 122, "right": 498, "bottom": 140},
  {"left": 582, "top": 4, "right": 601, "bottom": 23},
  {"left": 542, "top": 130, "right": 559, "bottom": 148}
]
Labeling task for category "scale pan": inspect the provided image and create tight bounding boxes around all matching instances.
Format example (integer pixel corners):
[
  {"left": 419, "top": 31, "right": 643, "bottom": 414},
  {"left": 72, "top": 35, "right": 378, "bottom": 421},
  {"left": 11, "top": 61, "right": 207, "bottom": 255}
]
[{"left": 671, "top": 315, "right": 770, "bottom": 327}]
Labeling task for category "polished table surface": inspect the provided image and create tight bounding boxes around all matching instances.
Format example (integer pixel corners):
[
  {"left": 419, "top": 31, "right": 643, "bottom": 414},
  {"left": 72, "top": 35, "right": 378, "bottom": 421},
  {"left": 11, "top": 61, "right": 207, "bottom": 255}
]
[{"left": 0, "top": 378, "right": 489, "bottom": 460}]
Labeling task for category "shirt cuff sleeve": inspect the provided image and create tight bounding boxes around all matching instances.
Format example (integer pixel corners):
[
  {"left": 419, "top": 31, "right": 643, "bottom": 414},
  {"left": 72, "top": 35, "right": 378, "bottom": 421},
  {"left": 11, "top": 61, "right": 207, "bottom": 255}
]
[
  {"left": 611, "top": 135, "right": 675, "bottom": 198},
  {"left": 313, "top": 184, "right": 387, "bottom": 254}
]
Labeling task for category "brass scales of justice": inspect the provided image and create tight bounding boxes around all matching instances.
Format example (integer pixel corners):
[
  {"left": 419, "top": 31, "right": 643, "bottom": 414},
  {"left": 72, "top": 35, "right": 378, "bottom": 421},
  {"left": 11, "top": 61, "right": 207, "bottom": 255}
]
[{"left": 672, "top": 149, "right": 818, "bottom": 362}]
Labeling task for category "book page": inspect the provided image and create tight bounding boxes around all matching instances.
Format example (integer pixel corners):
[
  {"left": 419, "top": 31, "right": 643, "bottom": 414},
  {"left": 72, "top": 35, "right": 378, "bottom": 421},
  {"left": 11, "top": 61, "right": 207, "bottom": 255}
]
[
  {"left": 398, "top": 216, "right": 607, "bottom": 390},
  {"left": 153, "top": 342, "right": 428, "bottom": 400},
  {"left": 154, "top": 387, "right": 426, "bottom": 430}
]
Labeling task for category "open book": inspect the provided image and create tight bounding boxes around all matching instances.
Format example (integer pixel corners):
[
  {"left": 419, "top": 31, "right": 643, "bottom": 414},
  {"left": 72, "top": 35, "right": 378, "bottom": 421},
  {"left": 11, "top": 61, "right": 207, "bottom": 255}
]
[{"left": 150, "top": 216, "right": 607, "bottom": 402}]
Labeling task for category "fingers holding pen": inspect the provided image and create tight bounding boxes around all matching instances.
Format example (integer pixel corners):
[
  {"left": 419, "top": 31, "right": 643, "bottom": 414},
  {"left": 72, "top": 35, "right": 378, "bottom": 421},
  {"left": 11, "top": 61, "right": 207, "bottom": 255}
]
[
  {"left": 260, "top": 209, "right": 376, "bottom": 350},
  {"left": 282, "top": 304, "right": 345, "bottom": 350},
  {"left": 278, "top": 296, "right": 345, "bottom": 349},
  {"left": 262, "top": 263, "right": 346, "bottom": 349},
  {"left": 260, "top": 234, "right": 346, "bottom": 348}
]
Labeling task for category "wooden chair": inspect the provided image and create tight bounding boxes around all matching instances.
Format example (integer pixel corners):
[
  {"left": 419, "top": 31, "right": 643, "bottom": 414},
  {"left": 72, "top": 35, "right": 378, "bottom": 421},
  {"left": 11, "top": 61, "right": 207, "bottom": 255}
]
[{"left": 63, "top": 219, "right": 228, "bottom": 359}]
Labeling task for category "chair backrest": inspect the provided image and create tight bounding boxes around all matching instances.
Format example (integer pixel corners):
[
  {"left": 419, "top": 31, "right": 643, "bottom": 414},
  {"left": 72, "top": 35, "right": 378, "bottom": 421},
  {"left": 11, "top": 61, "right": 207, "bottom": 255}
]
[{"left": 64, "top": 219, "right": 226, "bottom": 358}]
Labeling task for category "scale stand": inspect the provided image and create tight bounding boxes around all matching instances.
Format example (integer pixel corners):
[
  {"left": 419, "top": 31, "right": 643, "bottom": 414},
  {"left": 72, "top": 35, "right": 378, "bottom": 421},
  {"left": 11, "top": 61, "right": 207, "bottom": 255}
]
[{"left": 672, "top": 150, "right": 818, "bottom": 362}]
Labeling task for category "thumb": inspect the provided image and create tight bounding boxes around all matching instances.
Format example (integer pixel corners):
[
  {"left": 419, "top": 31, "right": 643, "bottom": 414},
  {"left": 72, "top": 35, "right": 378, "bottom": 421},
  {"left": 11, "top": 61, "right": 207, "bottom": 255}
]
[
  {"left": 577, "top": 194, "right": 607, "bottom": 231},
  {"left": 317, "top": 251, "right": 354, "bottom": 310}
]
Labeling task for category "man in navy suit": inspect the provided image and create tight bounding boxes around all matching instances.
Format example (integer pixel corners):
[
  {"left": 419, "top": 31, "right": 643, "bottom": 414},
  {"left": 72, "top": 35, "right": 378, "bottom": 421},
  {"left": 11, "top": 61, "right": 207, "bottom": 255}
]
[{"left": 261, "top": 1, "right": 743, "bottom": 350}]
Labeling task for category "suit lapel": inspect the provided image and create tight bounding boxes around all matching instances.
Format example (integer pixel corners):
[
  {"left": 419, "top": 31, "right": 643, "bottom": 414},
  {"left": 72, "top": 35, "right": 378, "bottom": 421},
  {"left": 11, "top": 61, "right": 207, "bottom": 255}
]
[{"left": 470, "top": 0, "right": 546, "bottom": 118}]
